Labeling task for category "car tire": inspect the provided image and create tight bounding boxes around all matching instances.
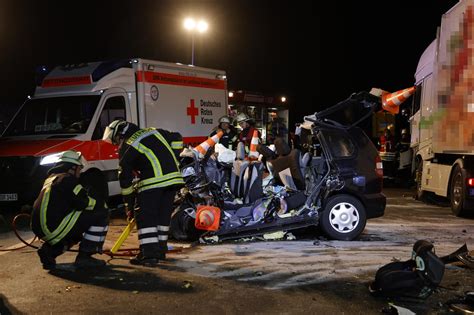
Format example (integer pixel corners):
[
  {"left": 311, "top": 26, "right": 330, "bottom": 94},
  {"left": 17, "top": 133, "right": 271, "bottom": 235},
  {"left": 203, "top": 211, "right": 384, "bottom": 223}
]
[
  {"left": 320, "top": 194, "right": 367, "bottom": 241},
  {"left": 450, "top": 165, "right": 469, "bottom": 217},
  {"left": 170, "top": 202, "right": 202, "bottom": 241}
]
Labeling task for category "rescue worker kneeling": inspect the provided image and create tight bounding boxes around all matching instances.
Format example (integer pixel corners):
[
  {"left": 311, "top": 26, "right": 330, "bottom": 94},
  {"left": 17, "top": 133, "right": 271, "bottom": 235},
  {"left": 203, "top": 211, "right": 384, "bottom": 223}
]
[
  {"left": 103, "top": 120, "right": 184, "bottom": 267},
  {"left": 31, "top": 150, "right": 109, "bottom": 270}
]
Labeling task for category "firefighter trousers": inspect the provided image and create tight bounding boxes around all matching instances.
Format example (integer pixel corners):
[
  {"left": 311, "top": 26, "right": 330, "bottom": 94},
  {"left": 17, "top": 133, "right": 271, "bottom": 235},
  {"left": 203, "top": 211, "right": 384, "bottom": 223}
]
[
  {"left": 136, "top": 186, "right": 177, "bottom": 258},
  {"left": 33, "top": 207, "right": 109, "bottom": 257}
]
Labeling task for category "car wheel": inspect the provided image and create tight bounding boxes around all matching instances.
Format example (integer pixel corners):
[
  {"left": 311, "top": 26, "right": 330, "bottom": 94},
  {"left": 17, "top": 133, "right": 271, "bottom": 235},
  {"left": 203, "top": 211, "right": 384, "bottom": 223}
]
[
  {"left": 450, "top": 165, "right": 469, "bottom": 217},
  {"left": 170, "top": 202, "right": 202, "bottom": 241},
  {"left": 320, "top": 194, "right": 367, "bottom": 241}
]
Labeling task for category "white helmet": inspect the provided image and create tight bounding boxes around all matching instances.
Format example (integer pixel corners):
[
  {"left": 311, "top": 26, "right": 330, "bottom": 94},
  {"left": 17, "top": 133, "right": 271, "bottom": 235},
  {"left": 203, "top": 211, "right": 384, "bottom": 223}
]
[
  {"left": 219, "top": 116, "right": 232, "bottom": 124},
  {"left": 102, "top": 120, "right": 130, "bottom": 145},
  {"left": 235, "top": 113, "right": 250, "bottom": 124},
  {"left": 57, "top": 150, "right": 83, "bottom": 167}
]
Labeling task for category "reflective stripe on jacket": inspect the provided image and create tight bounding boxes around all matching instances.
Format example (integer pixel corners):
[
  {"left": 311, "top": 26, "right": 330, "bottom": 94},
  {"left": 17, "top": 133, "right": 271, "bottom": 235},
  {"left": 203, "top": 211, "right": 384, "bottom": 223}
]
[
  {"left": 119, "top": 128, "right": 184, "bottom": 194},
  {"left": 32, "top": 173, "right": 97, "bottom": 245}
]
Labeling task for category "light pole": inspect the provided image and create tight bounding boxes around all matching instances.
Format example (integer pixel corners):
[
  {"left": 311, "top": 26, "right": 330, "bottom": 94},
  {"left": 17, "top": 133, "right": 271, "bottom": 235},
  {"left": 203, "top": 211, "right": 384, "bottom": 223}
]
[{"left": 183, "top": 18, "right": 208, "bottom": 65}]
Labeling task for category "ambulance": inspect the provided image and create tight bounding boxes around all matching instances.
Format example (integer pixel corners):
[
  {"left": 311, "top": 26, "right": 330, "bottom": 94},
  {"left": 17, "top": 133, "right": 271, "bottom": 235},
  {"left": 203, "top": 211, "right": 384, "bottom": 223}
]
[
  {"left": 0, "top": 59, "right": 228, "bottom": 209},
  {"left": 410, "top": 0, "right": 474, "bottom": 216}
]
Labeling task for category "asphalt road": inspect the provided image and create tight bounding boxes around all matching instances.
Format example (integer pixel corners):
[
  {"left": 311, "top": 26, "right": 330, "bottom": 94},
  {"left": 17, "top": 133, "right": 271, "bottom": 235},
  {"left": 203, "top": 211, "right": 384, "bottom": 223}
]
[{"left": 0, "top": 187, "right": 473, "bottom": 314}]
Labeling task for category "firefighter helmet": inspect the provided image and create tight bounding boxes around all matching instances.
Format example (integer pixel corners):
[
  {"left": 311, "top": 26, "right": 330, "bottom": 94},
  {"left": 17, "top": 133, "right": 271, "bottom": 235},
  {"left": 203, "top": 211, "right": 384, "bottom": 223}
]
[
  {"left": 57, "top": 150, "right": 83, "bottom": 167},
  {"left": 102, "top": 120, "right": 130, "bottom": 145},
  {"left": 235, "top": 113, "right": 250, "bottom": 124},
  {"left": 218, "top": 116, "right": 232, "bottom": 124}
]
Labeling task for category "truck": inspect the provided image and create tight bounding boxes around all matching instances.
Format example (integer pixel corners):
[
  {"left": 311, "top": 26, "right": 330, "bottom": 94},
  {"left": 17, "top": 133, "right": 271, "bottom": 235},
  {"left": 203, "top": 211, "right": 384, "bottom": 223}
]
[
  {"left": 411, "top": 0, "right": 474, "bottom": 216},
  {"left": 0, "top": 59, "right": 228, "bottom": 210}
]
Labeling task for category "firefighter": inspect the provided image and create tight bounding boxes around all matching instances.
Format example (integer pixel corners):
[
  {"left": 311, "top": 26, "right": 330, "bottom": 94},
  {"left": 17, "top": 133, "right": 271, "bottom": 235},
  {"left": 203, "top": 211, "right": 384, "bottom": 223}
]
[
  {"left": 379, "top": 127, "right": 395, "bottom": 152},
  {"left": 235, "top": 112, "right": 261, "bottom": 152},
  {"left": 210, "top": 115, "right": 237, "bottom": 150},
  {"left": 31, "top": 150, "right": 109, "bottom": 270},
  {"left": 102, "top": 120, "right": 184, "bottom": 267}
]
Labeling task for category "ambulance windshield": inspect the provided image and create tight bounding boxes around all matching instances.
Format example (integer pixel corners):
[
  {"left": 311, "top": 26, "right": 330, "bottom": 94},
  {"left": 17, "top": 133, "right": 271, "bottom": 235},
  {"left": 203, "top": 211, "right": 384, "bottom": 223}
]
[{"left": 3, "top": 95, "right": 100, "bottom": 136}]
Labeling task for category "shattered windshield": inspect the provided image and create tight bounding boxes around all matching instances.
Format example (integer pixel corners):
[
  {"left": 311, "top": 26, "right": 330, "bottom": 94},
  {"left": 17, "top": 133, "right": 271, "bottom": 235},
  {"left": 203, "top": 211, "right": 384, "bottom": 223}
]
[{"left": 3, "top": 95, "right": 100, "bottom": 136}]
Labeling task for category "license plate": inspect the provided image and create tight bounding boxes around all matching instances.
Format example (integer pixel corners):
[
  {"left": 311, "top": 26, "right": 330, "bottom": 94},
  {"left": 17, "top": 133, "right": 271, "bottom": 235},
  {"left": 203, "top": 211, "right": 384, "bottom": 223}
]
[{"left": 0, "top": 193, "right": 18, "bottom": 201}]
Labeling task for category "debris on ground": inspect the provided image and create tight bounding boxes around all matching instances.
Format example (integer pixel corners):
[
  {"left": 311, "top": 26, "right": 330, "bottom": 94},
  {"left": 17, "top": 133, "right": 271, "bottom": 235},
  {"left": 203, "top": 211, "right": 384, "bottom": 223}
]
[
  {"left": 386, "top": 303, "right": 416, "bottom": 315},
  {"left": 263, "top": 231, "right": 286, "bottom": 240},
  {"left": 182, "top": 280, "right": 193, "bottom": 289}
]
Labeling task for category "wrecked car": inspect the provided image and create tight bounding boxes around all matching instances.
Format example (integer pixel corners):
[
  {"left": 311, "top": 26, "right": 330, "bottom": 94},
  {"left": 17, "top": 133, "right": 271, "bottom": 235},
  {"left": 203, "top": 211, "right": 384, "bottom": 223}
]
[{"left": 170, "top": 91, "right": 386, "bottom": 242}]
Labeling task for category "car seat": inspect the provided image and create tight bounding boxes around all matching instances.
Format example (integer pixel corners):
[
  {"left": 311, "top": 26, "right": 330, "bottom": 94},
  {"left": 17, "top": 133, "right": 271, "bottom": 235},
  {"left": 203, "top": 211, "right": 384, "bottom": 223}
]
[
  {"left": 267, "top": 138, "right": 306, "bottom": 190},
  {"left": 230, "top": 142, "right": 263, "bottom": 203}
]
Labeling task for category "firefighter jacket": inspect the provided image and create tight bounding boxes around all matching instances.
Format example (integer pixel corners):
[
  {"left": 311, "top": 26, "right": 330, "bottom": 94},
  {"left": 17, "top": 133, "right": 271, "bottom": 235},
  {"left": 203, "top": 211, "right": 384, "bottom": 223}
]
[
  {"left": 119, "top": 128, "right": 184, "bottom": 203},
  {"left": 31, "top": 172, "right": 97, "bottom": 245}
]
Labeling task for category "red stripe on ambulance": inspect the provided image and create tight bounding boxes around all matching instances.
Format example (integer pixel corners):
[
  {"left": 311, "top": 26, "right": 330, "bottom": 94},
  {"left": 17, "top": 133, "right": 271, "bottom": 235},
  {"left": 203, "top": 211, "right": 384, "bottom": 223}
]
[
  {"left": 41, "top": 75, "right": 92, "bottom": 88},
  {"left": 136, "top": 71, "right": 226, "bottom": 90}
]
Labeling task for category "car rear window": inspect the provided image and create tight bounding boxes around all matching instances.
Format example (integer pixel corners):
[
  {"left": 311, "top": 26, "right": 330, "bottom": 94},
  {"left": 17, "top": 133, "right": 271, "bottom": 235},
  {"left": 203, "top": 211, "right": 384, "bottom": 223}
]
[{"left": 322, "top": 129, "right": 355, "bottom": 158}]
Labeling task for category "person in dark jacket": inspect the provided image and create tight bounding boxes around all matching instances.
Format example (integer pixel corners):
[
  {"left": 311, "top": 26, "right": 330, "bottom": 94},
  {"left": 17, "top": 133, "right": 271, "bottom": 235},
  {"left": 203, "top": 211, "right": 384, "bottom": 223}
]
[
  {"left": 102, "top": 120, "right": 184, "bottom": 267},
  {"left": 210, "top": 115, "right": 237, "bottom": 150},
  {"left": 31, "top": 150, "right": 109, "bottom": 270}
]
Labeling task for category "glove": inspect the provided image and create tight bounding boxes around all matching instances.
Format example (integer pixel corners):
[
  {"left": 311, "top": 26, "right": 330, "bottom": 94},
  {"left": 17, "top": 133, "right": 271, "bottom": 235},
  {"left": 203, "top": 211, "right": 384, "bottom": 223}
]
[{"left": 126, "top": 205, "right": 135, "bottom": 221}]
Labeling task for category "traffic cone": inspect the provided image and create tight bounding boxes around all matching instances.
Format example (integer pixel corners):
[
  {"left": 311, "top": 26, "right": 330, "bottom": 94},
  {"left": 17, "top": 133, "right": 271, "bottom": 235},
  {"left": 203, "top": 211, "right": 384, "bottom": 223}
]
[
  {"left": 195, "top": 205, "right": 221, "bottom": 231},
  {"left": 248, "top": 130, "right": 260, "bottom": 160},
  {"left": 193, "top": 131, "right": 223, "bottom": 158},
  {"left": 382, "top": 86, "right": 416, "bottom": 114}
]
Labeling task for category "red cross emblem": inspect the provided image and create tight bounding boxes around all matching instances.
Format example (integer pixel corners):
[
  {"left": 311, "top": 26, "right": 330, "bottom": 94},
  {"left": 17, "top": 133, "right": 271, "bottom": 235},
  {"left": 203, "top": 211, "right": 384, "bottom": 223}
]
[{"left": 186, "top": 99, "right": 199, "bottom": 124}]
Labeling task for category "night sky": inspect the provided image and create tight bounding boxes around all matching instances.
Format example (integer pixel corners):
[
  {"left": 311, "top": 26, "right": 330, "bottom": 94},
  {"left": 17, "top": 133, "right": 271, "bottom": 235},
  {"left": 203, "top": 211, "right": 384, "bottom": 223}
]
[{"left": 0, "top": 0, "right": 460, "bottom": 127}]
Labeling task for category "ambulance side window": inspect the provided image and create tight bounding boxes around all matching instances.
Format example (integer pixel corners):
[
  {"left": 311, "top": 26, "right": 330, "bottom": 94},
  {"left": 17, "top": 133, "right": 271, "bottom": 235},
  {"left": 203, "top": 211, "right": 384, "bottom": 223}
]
[{"left": 92, "top": 96, "right": 126, "bottom": 140}]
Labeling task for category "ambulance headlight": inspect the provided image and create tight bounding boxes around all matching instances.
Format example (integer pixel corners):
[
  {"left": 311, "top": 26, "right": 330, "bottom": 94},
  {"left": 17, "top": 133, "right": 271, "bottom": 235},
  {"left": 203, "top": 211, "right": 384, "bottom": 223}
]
[{"left": 40, "top": 152, "right": 63, "bottom": 165}]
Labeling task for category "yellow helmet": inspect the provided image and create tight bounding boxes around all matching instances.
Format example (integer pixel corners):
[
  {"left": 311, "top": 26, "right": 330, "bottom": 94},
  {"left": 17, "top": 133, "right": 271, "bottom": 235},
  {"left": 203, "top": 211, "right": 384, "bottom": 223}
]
[{"left": 57, "top": 150, "right": 83, "bottom": 166}]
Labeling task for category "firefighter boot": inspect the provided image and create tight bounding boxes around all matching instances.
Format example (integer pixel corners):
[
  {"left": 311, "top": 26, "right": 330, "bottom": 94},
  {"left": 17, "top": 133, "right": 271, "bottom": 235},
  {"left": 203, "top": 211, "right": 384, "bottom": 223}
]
[
  {"left": 37, "top": 243, "right": 57, "bottom": 270},
  {"left": 74, "top": 252, "right": 106, "bottom": 268},
  {"left": 129, "top": 245, "right": 164, "bottom": 267},
  {"left": 129, "top": 253, "right": 159, "bottom": 267}
]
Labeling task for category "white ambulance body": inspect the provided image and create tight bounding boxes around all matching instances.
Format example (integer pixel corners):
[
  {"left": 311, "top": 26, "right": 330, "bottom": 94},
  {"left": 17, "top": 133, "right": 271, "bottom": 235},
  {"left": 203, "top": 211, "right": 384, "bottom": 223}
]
[
  {"left": 0, "top": 59, "right": 227, "bottom": 207},
  {"left": 411, "top": 0, "right": 474, "bottom": 215}
]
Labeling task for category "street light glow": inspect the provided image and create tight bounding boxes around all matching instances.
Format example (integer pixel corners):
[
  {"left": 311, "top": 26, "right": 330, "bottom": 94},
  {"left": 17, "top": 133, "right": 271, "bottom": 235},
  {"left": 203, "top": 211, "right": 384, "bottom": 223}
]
[
  {"left": 183, "top": 17, "right": 209, "bottom": 65},
  {"left": 184, "top": 18, "right": 196, "bottom": 30},
  {"left": 197, "top": 20, "right": 208, "bottom": 33},
  {"left": 184, "top": 18, "right": 208, "bottom": 33},
  {"left": 281, "top": 96, "right": 287, "bottom": 102}
]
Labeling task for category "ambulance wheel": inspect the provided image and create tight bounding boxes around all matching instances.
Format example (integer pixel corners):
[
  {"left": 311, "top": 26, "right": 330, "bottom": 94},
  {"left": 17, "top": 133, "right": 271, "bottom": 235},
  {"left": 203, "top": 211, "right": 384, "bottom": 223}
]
[
  {"left": 170, "top": 203, "right": 202, "bottom": 241},
  {"left": 450, "top": 165, "right": 469, "bottom": 217},
  {"left": 320, "top": 194, "right": 366, "bottom": 241}
]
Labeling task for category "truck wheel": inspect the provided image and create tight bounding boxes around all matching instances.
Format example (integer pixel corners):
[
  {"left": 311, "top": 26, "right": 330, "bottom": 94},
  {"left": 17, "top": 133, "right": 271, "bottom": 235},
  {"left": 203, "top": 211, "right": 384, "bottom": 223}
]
[
  {"left": 450, "top": 165, "right": 468, "bottom": 217},
  {"left": 415, "top": 158, "right": 425, "bottom": 201},
  {"left": 320, "top": 194, "right": 367, "bottom": 241}
]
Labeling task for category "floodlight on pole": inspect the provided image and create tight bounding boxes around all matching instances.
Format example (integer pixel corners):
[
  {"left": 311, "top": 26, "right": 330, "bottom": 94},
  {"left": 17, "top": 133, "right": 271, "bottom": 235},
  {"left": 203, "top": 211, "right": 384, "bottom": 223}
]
[{"left": 183, "top": 18, "right": 208, "bottom": 65}]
